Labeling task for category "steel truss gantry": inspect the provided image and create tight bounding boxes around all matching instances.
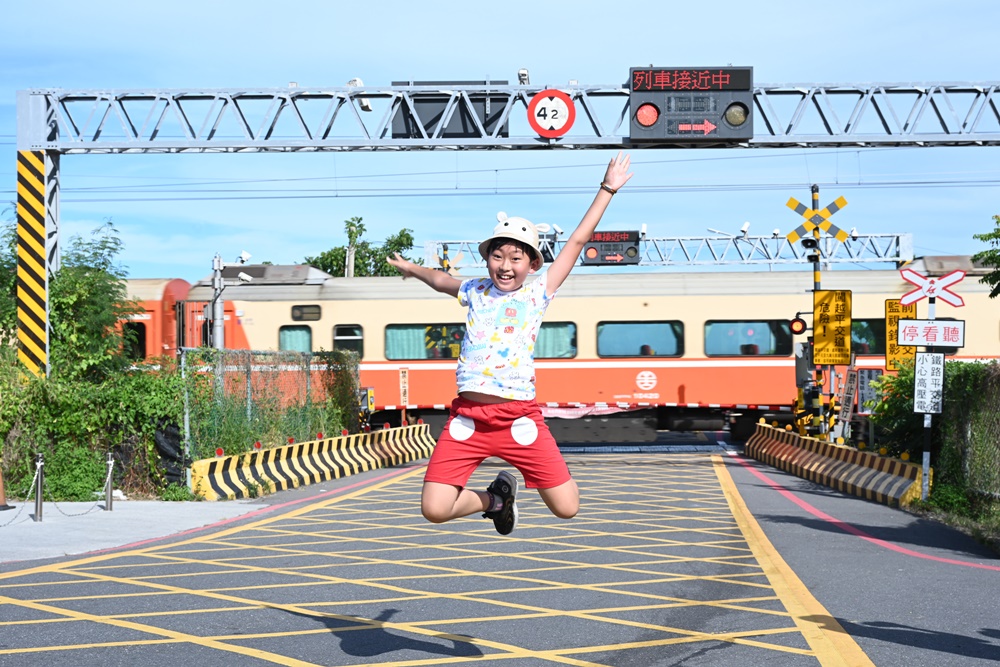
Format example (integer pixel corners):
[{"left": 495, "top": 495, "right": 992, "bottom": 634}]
[
  {"left": 17, "top": 81, "right": 1000, "bottom": 152},
  {"left": 13, "top": 79, "right": 996, "bottom": 376},
  {"left": 425, "top": 232, "right": 913, "bottom": 272}
]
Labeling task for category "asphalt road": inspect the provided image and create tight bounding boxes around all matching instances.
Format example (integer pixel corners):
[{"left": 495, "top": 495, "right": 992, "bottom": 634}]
[{"left": 1, "top": 447, "right": 998, "bottom": 666}]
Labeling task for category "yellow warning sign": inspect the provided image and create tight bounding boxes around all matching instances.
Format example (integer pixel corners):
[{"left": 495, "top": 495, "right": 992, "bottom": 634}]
[
  {"left": 885, "top": 299, "right": 917, "bottom": 371},
  {"left": 813, "top": 290, "right": 852, "bottom": 365}
]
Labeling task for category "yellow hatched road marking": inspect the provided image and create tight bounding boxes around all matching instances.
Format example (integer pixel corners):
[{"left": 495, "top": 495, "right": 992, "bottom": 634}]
[{"left": 0, "top": 457, "right": 877, "bottom": 665}]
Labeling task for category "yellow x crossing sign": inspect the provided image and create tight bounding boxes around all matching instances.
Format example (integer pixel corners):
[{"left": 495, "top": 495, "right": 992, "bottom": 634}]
[{"left": 785, "top": 195, "right": 849, "bottom": 243}]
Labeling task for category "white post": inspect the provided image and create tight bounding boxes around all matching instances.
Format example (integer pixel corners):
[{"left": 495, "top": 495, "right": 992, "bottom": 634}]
[{"left": 212, "top": 253, "right": 225, "bottom": 350}]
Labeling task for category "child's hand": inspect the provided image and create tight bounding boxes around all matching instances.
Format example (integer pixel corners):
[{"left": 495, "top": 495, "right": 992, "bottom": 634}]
[
  {"left": 387, "top": 252, "right": 417, "bottom": 279},
  {"left": 602, "top": 151, "right": 633, "bottom": 192}
]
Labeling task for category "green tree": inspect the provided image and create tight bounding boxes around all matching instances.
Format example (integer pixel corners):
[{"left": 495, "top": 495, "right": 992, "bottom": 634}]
[
  {"left": 972, "top": 214, "right": 1000, "bottom": 298},
  {"left": 304, "top": 217, "right": 422, "bottom": 277},
  {"left": 49, "top": 221, "right": 143, "bottom": 381},
  {"left": 0, "top": 217, "right": 142, "bottom": 381}
]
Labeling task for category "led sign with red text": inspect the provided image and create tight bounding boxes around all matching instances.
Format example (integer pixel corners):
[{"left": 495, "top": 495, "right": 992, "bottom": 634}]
[
  {"left": 590, "top": 231, "right": 640, "bottom": 244},
  {"left": 631, "top": 68, "right": 752, "bottom": 92}
]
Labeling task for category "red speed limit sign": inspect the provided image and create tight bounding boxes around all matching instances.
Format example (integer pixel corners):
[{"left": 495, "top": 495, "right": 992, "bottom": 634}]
[{"left": 527, "top": 89, "right": 576, "bottom": 138}]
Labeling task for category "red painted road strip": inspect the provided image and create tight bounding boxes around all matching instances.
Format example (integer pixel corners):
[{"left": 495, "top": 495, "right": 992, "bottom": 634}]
[{"left": 729, "top": 453, "right": 1000, "bottom": 572}]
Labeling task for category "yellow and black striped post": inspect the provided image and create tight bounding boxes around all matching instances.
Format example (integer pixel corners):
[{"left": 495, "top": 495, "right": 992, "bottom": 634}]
[
  {"left": 16, "top": 150, "right": 48, "bottom": 377},
  {"left": 809, "top": 185, "right": 825, "bottom": 437}
]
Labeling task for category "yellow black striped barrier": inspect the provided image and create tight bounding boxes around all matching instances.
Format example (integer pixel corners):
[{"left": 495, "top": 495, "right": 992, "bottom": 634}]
[
  {"left": 16, "top": 150, "right": 48, "bottom": 377},
  {"left": 190, "top": 424, "right": 436, "bottom": 501},
  {"left": 745, "top": 422, "right": 926, "bottom": 507}
]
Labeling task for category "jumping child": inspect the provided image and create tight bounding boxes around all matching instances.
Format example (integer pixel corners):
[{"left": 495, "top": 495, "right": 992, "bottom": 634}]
[{"left": 387, "top": 152, "right": 633, "bottom": 534}]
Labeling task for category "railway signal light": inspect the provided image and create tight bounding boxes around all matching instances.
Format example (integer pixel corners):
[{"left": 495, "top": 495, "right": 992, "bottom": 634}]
[
  {"left": 629, "top": 67, "right": 754, "bottom": 146},
  {"left": 581, "top": 231, "right": 641, "bottom": 266},
  {"left": 790, "top": 317, "right": 808, "bottom": 335}
]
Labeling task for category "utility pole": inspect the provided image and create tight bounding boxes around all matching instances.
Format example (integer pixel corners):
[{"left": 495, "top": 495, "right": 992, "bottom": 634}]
[
  {"left": 210, "top": 250, "right": 254, "bottom": 350},
  {"left": 211, "top": 254, "right": 225, "bottom": 350}
]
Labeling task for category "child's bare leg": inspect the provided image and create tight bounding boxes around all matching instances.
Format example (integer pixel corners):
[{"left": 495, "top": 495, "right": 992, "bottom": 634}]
[
  {"left": 536, "top": 478, "right": 580, "bottom": 519},
  {"left": 421, "top": 481, "right": 489, "bottom": 524}
]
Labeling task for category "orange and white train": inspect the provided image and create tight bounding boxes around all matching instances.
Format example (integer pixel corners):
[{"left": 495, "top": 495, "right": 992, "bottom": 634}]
[{"left": 125, "top": 256, "right": 995, "bottom": 439}]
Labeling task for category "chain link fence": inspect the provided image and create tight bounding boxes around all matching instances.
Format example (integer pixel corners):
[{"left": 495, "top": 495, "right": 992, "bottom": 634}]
[
  {"left": 941, "top": 363, "right": 1000, "bottom": 499},
  {"left": 179, "top": 348, "right": 360, "bottom": 462}
]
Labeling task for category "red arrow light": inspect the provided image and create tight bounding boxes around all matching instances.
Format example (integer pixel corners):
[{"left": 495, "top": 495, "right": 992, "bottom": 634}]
[{"left": 677, "top": 119, "right": 717, "bottom": 135}]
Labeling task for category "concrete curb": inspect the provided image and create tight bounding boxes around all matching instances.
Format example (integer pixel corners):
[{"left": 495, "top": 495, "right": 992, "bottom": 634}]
[
  {"left": 745, "top": 423, "right": 928, "bottom": 507},
  {"left": 190, "top": 424, "right": 435, "bottom": 501}
]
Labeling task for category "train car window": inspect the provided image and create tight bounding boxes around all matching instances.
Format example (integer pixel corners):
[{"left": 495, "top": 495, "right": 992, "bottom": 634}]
[
  {"left": 123, "top": 322, "right": 147, "bottom": 360},
  {"left": 291, "top": 305, "right": 321, "bottom": 322},
  {"left": 333, "top": 324, "right": 364, "bottom": 358},
  {"left": 279, "top": 325, "right": 312, "bottom": 353},
  {"left": 386, "top": 323, "right": 465, "bottom": 360},
  {"left": 852, "top": 319, "right": 887, "bottom": 355},
  {"left": 537, "top": 322, "right": 577, "bottom": 358},
  {"left": 704, "top": 320, "right": 792, "bottom": 356},
  {"left": 596, "top": 321, "right": 684, "bottom": 358}
]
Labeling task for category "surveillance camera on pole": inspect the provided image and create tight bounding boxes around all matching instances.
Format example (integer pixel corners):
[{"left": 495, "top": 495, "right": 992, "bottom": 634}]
[
  {"left": 237, "top": 272, "right": 253, "bottom": 284},
  {"left": 238, "top": 250, "right": 251, "bottom": 264}
]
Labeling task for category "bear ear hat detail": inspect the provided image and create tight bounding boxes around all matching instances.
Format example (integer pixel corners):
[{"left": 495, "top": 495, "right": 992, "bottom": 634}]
[
  {"left": 479, "top": 211, "right": 542, "bottom": 264},
  {"left": 496, "top": 211, "right": 528, "bottom": 233}
]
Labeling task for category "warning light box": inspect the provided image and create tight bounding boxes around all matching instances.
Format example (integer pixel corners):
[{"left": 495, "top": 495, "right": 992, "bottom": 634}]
[
  {"left": 582, "top": 231, "right": 641, "bottom": 266},
  {"left": 628, "top": 66, "right": 754, "bottom": 146}
]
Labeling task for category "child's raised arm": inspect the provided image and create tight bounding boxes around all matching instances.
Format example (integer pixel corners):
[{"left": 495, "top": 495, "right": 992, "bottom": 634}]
[
  {"left": 387, "top": 252, "right": 462, "bottom": 298},
  {"left": 545, "top": 152, "right": 632, "bottom": 295}
]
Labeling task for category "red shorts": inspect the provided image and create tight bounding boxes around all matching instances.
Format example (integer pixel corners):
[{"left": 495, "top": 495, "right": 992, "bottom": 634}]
[{"left": 424, "top": 397, "right": 572, "bottom": 490}]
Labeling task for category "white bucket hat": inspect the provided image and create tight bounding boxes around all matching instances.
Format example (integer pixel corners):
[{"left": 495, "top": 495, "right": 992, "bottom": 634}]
[{"left": 478, "top": 212, "right": 543, "bottom": 265}]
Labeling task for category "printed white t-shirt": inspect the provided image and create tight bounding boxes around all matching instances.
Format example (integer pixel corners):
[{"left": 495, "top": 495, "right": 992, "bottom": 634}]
[{"left": 455, "top": 277, "right": 553, "bottom": 400}]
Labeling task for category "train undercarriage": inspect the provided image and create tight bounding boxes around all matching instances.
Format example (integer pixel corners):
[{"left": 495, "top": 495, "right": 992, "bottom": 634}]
[{"left": 370, "top": 405, "right": 795, "bottom": 445}]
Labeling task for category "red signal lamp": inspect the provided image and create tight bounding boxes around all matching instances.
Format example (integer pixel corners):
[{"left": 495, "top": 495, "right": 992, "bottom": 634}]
[
  {"left": 790, "top": 317, "right": 808, "bottom": 335},
  {"left": 635, "top": 103, "right": 659, "bottom": 128}
]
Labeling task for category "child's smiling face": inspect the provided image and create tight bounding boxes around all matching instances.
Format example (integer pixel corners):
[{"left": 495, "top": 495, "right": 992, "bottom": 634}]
[{"left": 486, "top": 241, "right": 539, "bottom": 291}]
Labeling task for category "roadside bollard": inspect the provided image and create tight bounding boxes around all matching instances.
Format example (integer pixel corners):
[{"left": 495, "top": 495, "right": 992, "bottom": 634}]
[
  {"left": 0, "top": 466, "right": 14, "bottom": 511},
  {"left": 105, "top": 452, "right": 114, "bottom": 512},
  {"left": 33, "top": 453, "right": 44, "bottom": 522}
]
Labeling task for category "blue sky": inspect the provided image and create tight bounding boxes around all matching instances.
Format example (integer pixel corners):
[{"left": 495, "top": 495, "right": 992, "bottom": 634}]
[{"left": 2, "top": 0, "right": 998, "bottom": 283}]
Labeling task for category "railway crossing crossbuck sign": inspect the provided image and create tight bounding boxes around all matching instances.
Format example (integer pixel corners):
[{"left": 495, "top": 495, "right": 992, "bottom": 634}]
[
  {"left": 785, "top": 196, "right": 849, "bottom": 244},
  {"left": 899, "top": 268, "right": 965, "bottom": 307}
]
